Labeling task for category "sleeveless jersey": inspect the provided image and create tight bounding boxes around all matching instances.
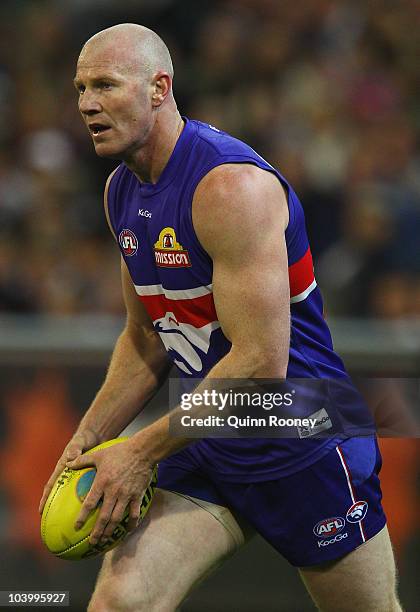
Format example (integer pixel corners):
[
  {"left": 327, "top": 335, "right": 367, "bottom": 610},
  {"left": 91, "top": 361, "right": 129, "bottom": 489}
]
[{"left": 107, "top": 117, "right": 355, "bottom": 480}]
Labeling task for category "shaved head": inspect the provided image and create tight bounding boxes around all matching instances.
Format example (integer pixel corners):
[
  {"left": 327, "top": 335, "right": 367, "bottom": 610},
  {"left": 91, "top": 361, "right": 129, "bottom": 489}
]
[
  {"left": 75, "top": 23, "right": 182, "bottom": 177},
  {"left": 79, "top": 23, "right": 173, "bottom": 81}
]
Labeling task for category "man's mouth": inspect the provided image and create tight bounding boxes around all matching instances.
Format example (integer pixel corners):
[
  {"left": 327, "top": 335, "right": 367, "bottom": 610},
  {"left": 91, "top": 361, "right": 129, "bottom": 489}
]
[{"left": 88, "top": 123, "right": 111, "bottom": 136}]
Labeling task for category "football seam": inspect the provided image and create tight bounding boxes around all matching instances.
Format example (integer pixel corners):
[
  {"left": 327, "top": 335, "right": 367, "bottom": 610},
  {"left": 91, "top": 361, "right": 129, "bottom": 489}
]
[{"left": 56, "top": 532, "right": 92, "bottom": 556}]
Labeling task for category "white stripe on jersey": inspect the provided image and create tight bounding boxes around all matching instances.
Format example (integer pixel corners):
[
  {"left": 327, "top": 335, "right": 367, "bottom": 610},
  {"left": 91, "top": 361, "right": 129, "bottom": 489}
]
[
  {"left": 134, "top": 284, "right": 213, "bottom": 300},
  {"left": 290, "top": 279, "right": 317, "bottom": 304}
]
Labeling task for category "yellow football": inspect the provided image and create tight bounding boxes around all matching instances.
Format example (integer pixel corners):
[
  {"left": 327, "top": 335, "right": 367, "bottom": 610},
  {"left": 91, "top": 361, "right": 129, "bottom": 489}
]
[{"left": 41, "top": 437, "right": 157, "bottom": 560}]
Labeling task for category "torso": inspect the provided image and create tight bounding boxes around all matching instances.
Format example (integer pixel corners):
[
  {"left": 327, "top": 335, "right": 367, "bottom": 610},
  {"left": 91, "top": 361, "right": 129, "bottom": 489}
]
[{"left": 107, "top": 117, "right": 355, "bottom": 478}]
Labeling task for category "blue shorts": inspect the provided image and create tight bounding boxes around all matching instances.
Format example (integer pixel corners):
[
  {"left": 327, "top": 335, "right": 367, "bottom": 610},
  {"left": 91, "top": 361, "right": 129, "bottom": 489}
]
[{"left": 157, "top": 436, "right": 386, "bottom": 566}]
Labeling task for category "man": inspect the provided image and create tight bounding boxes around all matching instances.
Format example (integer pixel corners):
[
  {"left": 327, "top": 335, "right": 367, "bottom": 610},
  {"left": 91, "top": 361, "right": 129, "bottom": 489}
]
[{"left": 40, "top": 24, "right": 402, "bottom": 611}]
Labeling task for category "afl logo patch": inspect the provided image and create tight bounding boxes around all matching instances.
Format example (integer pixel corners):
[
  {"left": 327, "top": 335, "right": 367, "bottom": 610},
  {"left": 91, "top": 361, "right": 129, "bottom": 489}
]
[
  {"left": 313, "top": 517, "right": 345, "bottom": 539},
  {"left": 346, "top": 501, "right": 368, "bottom": 523},
  {"left": 119, "top": 229, "right": 138, "bottom": 256}
]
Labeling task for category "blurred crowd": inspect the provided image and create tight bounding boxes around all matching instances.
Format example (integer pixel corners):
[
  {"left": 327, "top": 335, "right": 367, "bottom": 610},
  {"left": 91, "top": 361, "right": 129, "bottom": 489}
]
[{"left": 0, "top": 0, "right": 419, "bottom": 318}]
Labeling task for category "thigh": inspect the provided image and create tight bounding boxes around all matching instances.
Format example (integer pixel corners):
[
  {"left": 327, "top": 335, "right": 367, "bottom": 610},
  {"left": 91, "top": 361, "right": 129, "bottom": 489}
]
[
  {"left": 299, "top": 525, "right": 402, "bottom": 612},
  {"left": 89, "top": 488, "right": 244, "bottom": 612}
]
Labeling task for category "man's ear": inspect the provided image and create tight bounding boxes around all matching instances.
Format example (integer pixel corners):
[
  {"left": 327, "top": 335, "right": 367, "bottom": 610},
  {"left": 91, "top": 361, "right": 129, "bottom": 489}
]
[{"left": 151, "top": 72, "right": 171, "bottom": 107}]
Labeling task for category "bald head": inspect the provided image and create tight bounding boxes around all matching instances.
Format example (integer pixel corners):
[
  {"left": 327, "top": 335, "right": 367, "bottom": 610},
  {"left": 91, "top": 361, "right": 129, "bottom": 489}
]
[
  {"left": 75, "top": 23, "right": 181, "bottom": 169},
  {"left": 79, "top": 23, "right": 173, "bottom": 81}
]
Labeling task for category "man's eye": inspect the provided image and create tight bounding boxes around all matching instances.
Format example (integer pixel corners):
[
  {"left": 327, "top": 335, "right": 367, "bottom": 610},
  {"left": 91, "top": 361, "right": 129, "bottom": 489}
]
[
  {"left": 77, "top": 85, "right": 85, "bottom": 94},
  {"left": 100, "top": 82, "right": 112, "bottom": 90}
]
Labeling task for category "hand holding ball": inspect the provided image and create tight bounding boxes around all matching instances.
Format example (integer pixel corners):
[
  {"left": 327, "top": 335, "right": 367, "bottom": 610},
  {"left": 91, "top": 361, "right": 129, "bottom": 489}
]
[{"left": 41, "top": 437, "right": 157, "bottom": 560}]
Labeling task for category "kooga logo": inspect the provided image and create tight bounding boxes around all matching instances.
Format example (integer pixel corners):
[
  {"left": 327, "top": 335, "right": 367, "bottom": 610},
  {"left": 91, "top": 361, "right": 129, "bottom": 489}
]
[
  {"left": 138, "top": 208, "right": 152, "bottom": 218},
  {"left": 313, "top": 517, "right": 345, "bottom": 539}
]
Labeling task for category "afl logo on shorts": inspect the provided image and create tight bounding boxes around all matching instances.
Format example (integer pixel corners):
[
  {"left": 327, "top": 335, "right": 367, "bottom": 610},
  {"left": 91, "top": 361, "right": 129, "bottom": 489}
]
[
  {"left": 119, "top": 229, "right": 138, "bottom": 256},
  {"left": 346, "top": 501, "right": 368, "bottom": 523},
  {"left": 313, "top": 517, "right": 345, "bottom": 539}
]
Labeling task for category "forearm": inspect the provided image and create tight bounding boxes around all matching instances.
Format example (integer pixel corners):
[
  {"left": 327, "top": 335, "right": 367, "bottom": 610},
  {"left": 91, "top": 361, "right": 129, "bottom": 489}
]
[
  {"left": 132, "top": 344, "right": 288, "bottom": 464},
  {"left": 77, "top": 324, "right": 170, "bottom": 443}
]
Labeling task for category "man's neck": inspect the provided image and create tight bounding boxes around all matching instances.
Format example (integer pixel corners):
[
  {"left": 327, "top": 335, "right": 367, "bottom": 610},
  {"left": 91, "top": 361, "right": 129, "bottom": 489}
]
[{"left": 127, "top": 111, "right": 184, "bottom": 184}]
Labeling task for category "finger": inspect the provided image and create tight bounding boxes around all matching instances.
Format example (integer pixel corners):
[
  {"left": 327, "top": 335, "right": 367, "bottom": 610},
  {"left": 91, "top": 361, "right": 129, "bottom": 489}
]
[
  {"left": 89, "top": 494, "right": 118, "bottom": 545},
  {"left": 100, "top": 498, "right": 129, "bottom": 542},
  {"left": 39, "top": 485, "right": 53, "bottom": 515},
  {"left": 74, "top": 485, "right": 103, "bottom": 531},
  {"left": 39, "top": 478, "right": 56, "bottom": 514},
  {"left": 65, "top": 445, "right": 83, "bottom": 462},
  {"left": 39, "top": 483, "right": 56, "bottom": 515},
  {"left": 128, "top": 497, "right": 142, "bottom": 532},
  {"left": 67, "top": 454, "right": 96, "bottom": 470},
  {"left": 39, "top": 461, "right": 66, "bottom": 514}
]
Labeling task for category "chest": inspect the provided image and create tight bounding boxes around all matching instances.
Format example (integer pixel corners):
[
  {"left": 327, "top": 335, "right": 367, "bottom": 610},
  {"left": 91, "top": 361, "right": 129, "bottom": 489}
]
[{"left": 116, "top": 189, "right": 212, "bottom": 292}]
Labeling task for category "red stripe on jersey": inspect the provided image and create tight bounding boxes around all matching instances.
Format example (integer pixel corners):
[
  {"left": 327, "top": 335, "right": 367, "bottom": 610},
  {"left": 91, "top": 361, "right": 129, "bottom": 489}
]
[
  {"left": 139, "top": 292, "right": 217, "bottom": 328},
  {"left": 289, "top": 247, "right": 315, "bottom": 299}
]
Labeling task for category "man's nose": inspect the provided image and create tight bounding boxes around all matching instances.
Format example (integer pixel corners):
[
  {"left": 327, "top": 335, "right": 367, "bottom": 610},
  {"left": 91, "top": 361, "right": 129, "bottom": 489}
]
[{"left": 79, "top": 90, "right": 101, "bottom": 115}]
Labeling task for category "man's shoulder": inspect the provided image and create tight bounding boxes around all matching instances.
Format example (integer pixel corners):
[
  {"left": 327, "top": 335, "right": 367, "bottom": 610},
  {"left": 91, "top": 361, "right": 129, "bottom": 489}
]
[{"left": 189, "top": 118, "right": 256, "bottom": 159}]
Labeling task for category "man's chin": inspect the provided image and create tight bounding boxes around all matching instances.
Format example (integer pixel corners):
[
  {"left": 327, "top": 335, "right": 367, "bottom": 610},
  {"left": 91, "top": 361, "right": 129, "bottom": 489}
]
[{"left": 93, "top": 143, "right": 122, "bottom": 160}]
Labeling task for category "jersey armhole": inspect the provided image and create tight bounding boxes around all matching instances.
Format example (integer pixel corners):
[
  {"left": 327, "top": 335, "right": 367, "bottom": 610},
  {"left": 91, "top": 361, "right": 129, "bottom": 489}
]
[{"left": 103, "top": 166, "right": 120, "bottom": 242}]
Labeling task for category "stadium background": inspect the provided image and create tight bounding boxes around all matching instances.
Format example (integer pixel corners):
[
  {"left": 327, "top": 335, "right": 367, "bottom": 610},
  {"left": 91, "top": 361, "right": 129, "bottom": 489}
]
[{"left": 0, "top": 0, "right": 418, "bottom": 610}]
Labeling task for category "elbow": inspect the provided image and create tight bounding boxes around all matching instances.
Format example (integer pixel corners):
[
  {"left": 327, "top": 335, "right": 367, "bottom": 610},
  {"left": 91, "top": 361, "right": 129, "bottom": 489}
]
[
  {"left": 254, "top": 354, "right": 288, "bottom": 379},
  {"left": 229, "top": 344, "right": 289, "bottom": 379}
]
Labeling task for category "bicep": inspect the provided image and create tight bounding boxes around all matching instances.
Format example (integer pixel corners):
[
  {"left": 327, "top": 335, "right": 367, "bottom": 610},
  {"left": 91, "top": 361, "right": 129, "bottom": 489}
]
[
  {"left": 121, "top": 259, "right": 168, "bottom": 362},
  {"left": 212, "top": 224, "right": 290, "bottom": 360},
  {"left": 193, "top": 165, "right": 291, "bottom": 373},
  {"left": 121, "top": 259, "right": 155, "bottom": 331}
]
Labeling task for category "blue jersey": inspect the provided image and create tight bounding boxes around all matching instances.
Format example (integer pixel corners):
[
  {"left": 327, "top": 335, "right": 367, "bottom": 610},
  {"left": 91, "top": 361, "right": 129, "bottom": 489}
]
[{"left": 107, "top": 117, "right": 352, "bottom": 479}]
